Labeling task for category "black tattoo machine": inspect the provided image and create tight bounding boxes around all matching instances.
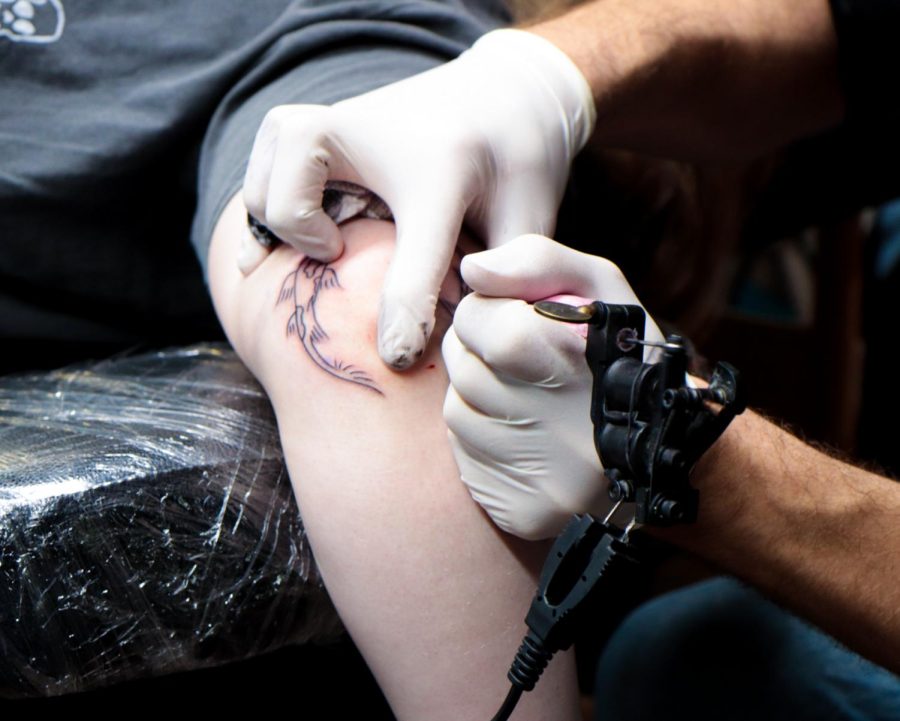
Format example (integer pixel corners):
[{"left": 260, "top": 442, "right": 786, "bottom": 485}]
[{"left": 490, "top": 300, "right": 745, "bottom": 721}]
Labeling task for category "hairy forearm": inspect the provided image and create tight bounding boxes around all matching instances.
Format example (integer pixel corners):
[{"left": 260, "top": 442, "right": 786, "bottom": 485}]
[
  {"left": 656, "top": 410, "right": 900, "bottom": 672},
  {"left": 527, "top": 0, "right": 844, "bottom": 161}
]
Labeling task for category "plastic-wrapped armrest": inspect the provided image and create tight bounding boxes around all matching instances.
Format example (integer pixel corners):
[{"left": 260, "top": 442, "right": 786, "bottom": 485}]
[{"left": 0, "top": 344, "right": 340, "bottom": 698}]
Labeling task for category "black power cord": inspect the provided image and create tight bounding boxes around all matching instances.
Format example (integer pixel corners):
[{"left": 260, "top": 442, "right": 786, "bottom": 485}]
[
  {"left": 491, "top": 516, "right": 644, "bottom": 720},
  {"left": 491, "top": 685, "right": 523, "bottom": 721}
]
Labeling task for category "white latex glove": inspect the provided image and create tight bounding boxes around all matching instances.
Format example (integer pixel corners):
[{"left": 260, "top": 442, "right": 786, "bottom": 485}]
[
  {"left": 241, "top": 29, "right": 595, "bottom": 370},
  {"left": 442, "top": 235, "right": 665, "bottom": 540}
]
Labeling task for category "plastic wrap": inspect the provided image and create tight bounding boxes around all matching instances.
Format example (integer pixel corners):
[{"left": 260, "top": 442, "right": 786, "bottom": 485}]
[{"left": 0, "top": 344, "right": 340, "bottom": 698}]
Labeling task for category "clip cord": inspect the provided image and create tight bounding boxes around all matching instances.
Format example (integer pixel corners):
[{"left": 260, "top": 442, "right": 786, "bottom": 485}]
[{"left": 491, "top": 516, "right": 644, "bottom": 720}]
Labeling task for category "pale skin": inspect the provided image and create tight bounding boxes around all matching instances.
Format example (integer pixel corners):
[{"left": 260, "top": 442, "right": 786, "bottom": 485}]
[{"left": 208, "top": 191, "right": 582, "bottom": 721}]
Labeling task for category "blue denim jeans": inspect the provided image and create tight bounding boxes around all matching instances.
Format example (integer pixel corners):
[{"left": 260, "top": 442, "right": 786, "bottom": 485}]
[{"left": 594, "top": 577, "right": 900, "bottom": 721}]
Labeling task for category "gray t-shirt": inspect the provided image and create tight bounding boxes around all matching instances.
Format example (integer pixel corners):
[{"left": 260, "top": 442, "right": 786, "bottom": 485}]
[{"left": 0, "top": 0, "right": 508, "bottom": 350}]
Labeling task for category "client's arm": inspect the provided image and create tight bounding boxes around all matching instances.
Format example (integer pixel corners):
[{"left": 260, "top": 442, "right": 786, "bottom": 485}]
[{"left": 206, "top": 193, "right": 581, "bottom": 720}]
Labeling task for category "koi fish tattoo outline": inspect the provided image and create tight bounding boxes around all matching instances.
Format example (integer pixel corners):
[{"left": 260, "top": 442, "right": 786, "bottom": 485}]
[
  {"left": 277, "top": 252, "right": 470, "bottom": 395},
  {"left": 277, "top": 257, "right": 383, "bottom": 395}
]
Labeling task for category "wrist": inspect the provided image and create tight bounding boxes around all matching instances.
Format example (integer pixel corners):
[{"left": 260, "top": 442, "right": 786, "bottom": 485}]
[
  {"left": 650, "top": 409, "right": 867, "bottom": 584},
  {"left": 644, "top": 409, "right": 763, "bottom": 564}
]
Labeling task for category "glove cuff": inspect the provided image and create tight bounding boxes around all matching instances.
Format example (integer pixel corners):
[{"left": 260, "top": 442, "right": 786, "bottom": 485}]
[{"left": 470, "top": 28, "right": 597, "bottom": 157}]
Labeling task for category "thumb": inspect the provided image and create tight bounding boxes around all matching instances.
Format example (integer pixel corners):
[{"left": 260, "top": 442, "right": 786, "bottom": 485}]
[{"left": 377, "top": 199, "right": 464, "bottom": 370}]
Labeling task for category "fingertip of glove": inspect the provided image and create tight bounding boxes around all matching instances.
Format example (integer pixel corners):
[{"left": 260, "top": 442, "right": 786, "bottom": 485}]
[
  {"left": 379, "top": 341, "right": 425, "bottom": 371},
  {"left": 377, "top": 314, "right": 431, "bottom": 370}
]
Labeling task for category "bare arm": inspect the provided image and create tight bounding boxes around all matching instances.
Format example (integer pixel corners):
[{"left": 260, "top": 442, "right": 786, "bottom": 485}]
[
  {"left": 655, "top": 409, "right": 900, "bottom": 673},
  {"left": 207, "top": 193, "right": 581, "bottom": 720},
  {"left": 528, "top": 0, "right": 844, "bottom": 161}
]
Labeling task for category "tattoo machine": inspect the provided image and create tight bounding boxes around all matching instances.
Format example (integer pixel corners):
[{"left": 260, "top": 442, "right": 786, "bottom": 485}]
[{"left": 490, "top": 300, "right": 746, "bottom": 721}]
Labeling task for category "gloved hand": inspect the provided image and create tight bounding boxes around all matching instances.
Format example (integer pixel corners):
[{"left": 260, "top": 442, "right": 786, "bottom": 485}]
[
  {"left": 241, "top": 29, "right": 595, "bottom": 370},
  {"left": 442, "top": 235, "right": 664, "bottom": 540}
]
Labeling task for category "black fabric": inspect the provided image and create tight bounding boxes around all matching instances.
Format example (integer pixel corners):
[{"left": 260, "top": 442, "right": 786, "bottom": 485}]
[
  {"left": 828, "top": 0, "right": 900, "bottom": 133},
  {"left": 745, "top": 0, "right": 900, "bottom": 243},
  {"left": 744, "top": 126, "right": 900, "bottom": 244}
]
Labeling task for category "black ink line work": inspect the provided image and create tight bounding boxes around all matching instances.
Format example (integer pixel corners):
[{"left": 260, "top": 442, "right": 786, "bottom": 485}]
[{"left": 278, "top": 257, "right": 383, "bottom": 395}]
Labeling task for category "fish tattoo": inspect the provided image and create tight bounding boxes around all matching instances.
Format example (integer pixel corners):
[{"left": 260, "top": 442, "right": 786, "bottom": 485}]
[
  {"left": 277, "top": 257, "right": 383, "bottom": 395},
  {"left": 277, "top": 252, "right": 470, "bottom": 395}
]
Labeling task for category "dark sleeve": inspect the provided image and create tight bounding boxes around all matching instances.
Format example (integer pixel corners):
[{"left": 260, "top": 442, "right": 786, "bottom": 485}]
[{"left": 190, "top": 0, "right": 509, "bottom": 277}]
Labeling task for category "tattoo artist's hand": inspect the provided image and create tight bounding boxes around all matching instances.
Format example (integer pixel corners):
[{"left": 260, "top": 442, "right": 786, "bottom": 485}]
[
  {"left": 442, "top": 235, "right": 664, "bottom": 540},
  {"left": 241, "top": 29, "right": 595, "bottom": 370}
]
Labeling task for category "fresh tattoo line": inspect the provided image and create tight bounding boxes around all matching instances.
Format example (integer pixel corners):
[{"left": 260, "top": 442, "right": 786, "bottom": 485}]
[
  {"left": 276, "top": 251, "right": 471, "bottom": 395},
  {"left": 277, "top": 257, "right": 383, "bottom": 395}
]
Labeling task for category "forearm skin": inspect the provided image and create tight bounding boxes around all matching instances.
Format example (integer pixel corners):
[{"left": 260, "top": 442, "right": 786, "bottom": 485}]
[
  {"left": 656, "top": 409, "right": 900, "bottom": 673},
  {"left": 528, "top": 0, "right": 845, "bottom": 161}
]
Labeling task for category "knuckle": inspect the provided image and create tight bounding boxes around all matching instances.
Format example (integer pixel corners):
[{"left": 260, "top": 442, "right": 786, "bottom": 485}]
[
  {"left": 261, "top": 105, "right": 333, "bottom": 150},
  {"left": 514, "top": 233, "right": 556, "bottom": 261},
  {"left": 441, "top": 329, "right": 470, "bottom": 383},
  {"left": 594, "top": 255, "right": 625, "bottom": 283},
  {"left": 452, "top": 292, "right": 479, "bottom": 329},
  {"left": 440, "top": 326, "right": 459, "bottom": 362},
  {"left": 444, "top": 124, "right": 480, "bottom": 155},
  {"left": 508, "top": 503, "right": 557, "bottom": 541},
  {"left": 479, "top": 338, "right": 518, "bottom": 373},
  {"left": 442, "top": 391, "right": 462, "bottom": 429},
  {"left": 259, "top": 104, "right": 295, "bottom": 135},
  {"left": 281, "top": 118, "right": 330, "bottom": 150},
  {"left": 263, "top": 103, "right": 320, "bottom": 127},
  {"left": 443, "top": 396, "right": 474, "bottom": 441},
  {"left": 479, "top": 302, "right": 534, "bottom": 369}
]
